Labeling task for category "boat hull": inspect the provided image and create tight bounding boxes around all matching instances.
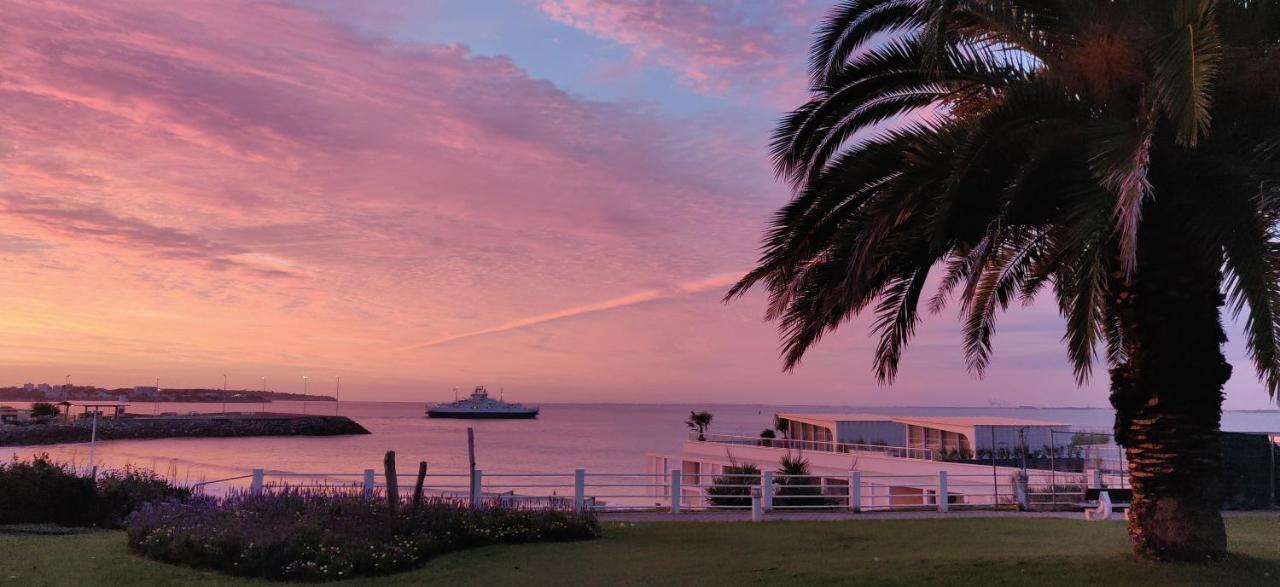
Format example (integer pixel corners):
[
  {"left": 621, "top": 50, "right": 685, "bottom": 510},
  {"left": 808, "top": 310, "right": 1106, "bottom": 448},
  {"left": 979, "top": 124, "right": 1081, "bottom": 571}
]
[{"left": 425, "top": 409, "right": 539, "bottom": 419}]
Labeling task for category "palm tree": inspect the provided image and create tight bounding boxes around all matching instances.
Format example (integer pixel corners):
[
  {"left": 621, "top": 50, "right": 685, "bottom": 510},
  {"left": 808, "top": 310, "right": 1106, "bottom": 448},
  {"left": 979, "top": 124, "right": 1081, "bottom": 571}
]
[
  {"left": 728, "top": 1, "right": 1280, "bottom": 561},
  {"left": 773, "top": 414, "right": 790, "bottom": 440},
  {"left": 686, "top": 411, "right": 713, "bottom": 440}
]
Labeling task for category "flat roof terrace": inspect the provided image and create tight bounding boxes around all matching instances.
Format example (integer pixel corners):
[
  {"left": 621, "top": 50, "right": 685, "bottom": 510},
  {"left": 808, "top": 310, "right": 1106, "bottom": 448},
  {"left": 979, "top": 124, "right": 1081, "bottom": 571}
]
[{"left": 776, "top": 413, "right": 1069, "bottom": 428}]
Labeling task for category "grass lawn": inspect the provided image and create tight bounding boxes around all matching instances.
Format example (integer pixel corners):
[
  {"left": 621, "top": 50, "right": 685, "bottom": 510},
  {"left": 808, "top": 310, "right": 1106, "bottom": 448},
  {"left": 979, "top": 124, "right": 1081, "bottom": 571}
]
[{"left": 2, "top": 517, "right": 1277, "bottom": 586}]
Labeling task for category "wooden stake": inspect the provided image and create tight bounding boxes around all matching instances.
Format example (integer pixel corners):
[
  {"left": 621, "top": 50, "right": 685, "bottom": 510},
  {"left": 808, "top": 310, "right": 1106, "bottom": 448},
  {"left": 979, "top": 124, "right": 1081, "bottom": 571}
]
[
  {"left": 412, "top": 461, "right": 427, "bottom": 509},
  {"left": 384, "top": 450, "right": 399, "bottom": 514},
  {"left": 467, "top": 427, "right": 477, "bottom": 508}
]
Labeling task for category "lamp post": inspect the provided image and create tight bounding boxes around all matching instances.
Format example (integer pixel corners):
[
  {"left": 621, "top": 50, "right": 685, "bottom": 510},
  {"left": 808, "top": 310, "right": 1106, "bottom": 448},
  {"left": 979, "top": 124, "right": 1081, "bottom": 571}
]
[
  {"left": 87, "top": 409, "right": 99, "bottom": 479},
  {"left": 155, "top": 377, "right": 160, "bottom": 415},
  {"left": 260, "top": 376, "right": 266, "bottom": 414},
  {"left": 222, "top": 373, "right": 228, "bottom": 414},
  {"left": 302, "top": 376, "right": 309, "bottom": 415},
  {"left": 335, "top": 376, "right": 341, "bottom": 416}
]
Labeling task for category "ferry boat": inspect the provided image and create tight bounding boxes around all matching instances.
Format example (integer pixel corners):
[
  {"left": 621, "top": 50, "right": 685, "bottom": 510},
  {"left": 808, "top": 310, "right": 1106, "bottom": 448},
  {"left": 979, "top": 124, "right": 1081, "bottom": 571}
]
[{"left": 425, "top": 386, "right": 539, "bottom": 419}]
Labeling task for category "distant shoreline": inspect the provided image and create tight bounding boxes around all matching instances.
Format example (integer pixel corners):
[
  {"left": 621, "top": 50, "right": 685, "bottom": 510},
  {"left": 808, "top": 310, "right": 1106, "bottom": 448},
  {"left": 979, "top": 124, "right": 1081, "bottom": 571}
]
[{"left": 0, "top": 413, "right": 368, "bottom": 447}]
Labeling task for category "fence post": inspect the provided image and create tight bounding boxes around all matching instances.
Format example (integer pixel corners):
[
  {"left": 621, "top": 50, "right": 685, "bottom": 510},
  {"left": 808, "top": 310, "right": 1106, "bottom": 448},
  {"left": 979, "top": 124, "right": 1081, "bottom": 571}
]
[
  {"left": 251, "top": 468, "right": 264, "bottom": 493},
  {"left": 574, "top": 468, "right": 586, "bottom": 514},
  {"left": 1015, "top": 472, "right": 1028, "bottom": 510},
  {"left": 849, "top": 471, "right": 861, "bottom": 512},
  {"left": 670, "top": 470, "right": 682, "bottom": 513},
  {"left": 362, "top": 469, "right": 375, "bottom": 498},
  {"left": 938, "top": 471, "right": 949, "bottom": 513},
  {"left": 751, "top": 487, "right": 763, "bottom": 522},
  {"left": 471, "top": 469, "right": 483, "bottom": 507},
  {"left": 412, "top": 461, "right": 427, "bottom": 509},
  {"left": 383, "top": 450, "right": 399, "bottom": 514},
  {"left": 1090, "top": 468, "right": 1103, "bottom": 489},
  {"left": 761, "top": 470, "right": 774, "bottom": 511}
]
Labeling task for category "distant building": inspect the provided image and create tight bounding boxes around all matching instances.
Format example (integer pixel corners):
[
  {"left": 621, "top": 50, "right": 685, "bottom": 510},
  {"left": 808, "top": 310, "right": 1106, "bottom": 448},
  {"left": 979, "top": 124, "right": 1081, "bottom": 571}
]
[
  {"left": 36, "top": 383, "right": 55, "bottom": 396},
  {"left": 22, "top": 383, "right": 34, "bottom": 392},
  {"left": 0, "top": 406, "right": 30, "bottom": 424},
  {"left": 133, "top": 386, "right": 159, "bottom": 397}
]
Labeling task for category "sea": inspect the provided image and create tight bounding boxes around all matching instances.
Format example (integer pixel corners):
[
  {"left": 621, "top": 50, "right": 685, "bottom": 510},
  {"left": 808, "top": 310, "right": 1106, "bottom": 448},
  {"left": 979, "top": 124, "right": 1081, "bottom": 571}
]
[{"left": 3, "top": 402, "right": 1278, "bottom": 489}]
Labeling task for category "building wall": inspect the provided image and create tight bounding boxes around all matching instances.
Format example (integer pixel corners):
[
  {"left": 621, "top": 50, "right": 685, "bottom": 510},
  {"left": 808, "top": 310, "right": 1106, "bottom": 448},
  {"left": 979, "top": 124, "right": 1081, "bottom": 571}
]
[{"left": 835, "top": 421, "right": 906, "bottom": 446}]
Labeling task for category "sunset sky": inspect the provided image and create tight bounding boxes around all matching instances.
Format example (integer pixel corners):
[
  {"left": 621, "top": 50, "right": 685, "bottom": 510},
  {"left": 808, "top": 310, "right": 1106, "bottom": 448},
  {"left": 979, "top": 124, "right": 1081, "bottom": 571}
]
[{"left": 0, "top": 0, "right": 1274, "bottom": 408}]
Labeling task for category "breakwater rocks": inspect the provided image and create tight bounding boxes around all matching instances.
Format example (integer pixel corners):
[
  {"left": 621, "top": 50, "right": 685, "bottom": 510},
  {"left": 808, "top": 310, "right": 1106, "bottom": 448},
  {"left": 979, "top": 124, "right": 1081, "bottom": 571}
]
[{"left": 0, "top": 414, "right": 370, "bottom": 447}]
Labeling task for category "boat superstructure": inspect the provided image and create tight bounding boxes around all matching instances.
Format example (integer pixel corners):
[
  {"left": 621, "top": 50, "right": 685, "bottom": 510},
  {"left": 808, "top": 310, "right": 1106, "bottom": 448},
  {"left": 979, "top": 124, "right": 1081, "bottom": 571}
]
[{"left": 426, "top": 386, "right": 539, "bottom": 419}]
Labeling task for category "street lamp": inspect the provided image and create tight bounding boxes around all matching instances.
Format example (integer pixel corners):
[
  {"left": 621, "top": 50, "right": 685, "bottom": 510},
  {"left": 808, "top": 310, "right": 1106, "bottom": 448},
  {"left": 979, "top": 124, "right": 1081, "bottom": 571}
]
[
  {"left": 335, "top": 376, "right": 341, "bottom": 415},
  {"left": 302, "top": 376, "right": 309, "bottom": 415},
  {"left": 260, "top": 376, "right": 267, "bottom": 414},
  {"left": 222, "top": 374, "right": 228, "bottom": 414}
]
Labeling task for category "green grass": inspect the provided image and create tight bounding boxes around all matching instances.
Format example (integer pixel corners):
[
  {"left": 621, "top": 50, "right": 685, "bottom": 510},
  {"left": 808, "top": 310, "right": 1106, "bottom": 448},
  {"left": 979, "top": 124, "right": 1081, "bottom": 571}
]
[{"left": 2, "top": 518, "right": 1278, "bottom": 586}]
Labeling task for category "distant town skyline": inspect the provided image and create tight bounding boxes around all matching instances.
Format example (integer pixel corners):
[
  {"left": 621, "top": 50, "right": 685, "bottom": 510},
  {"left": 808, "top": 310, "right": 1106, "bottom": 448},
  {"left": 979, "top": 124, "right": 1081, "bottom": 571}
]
[{"left": 0, "top": 1, "right": 1276, "bottom": 409}]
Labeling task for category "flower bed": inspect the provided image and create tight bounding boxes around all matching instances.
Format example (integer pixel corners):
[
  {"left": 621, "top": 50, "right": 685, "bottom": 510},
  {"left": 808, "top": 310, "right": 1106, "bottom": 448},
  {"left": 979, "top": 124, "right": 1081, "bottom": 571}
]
[{"left": 126, "top": 490, "right": 600, "bottom": 581}]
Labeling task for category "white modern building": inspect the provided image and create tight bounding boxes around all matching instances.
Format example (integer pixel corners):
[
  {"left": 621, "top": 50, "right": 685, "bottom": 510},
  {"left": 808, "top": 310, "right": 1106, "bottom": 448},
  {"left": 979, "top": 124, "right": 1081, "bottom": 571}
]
[
  {"left": 646, "top": 413, "right": 1079, "bottom": 509},
  {"left": 776, "top": 413, "right": 1071, "bottom": 459}
]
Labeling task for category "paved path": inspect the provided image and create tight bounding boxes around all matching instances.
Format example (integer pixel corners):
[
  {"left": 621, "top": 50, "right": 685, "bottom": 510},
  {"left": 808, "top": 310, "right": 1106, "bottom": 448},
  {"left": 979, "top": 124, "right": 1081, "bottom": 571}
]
[{"left": 598, "top": 509, "right": 1280, "bottom": 523}]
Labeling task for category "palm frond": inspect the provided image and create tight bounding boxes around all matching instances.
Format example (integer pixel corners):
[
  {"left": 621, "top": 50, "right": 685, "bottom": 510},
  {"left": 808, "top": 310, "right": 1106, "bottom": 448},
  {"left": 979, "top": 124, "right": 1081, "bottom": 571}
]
[{"left": 1150, "top": 0, "right": 1224, "bottom": 147}]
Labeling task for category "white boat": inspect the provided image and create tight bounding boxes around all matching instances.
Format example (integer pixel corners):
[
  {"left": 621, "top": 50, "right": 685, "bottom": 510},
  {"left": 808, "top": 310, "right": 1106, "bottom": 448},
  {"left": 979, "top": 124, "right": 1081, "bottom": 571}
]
[{"left": 425, "top": 386, "right": 539, "bottom": 419}]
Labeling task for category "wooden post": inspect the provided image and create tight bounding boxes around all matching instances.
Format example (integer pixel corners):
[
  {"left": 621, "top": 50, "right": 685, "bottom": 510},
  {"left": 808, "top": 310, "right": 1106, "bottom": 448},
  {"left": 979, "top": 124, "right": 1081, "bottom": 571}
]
[
  {"left": 384, "top": 450, "right": 399, "bottom": 514},
  {"left": 467, "top": 427, "right": 477, "bottom": 509},
  {"left": 412, "top": 461, "right": 427, "bottom": 508}
]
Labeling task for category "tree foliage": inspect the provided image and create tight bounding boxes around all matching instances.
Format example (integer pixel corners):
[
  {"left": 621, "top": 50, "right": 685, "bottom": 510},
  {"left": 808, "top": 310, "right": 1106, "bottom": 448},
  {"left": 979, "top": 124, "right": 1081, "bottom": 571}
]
[{"left": 728, "top": 0, "right": 1280, "bottom": 395}]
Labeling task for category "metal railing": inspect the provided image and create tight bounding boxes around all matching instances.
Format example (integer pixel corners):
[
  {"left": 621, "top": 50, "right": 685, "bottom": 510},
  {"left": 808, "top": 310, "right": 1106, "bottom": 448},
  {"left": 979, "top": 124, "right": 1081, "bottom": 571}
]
[
  {"left": 183, "top": 465, "right": 1128, "bottom": 514},
  {"left": 696, "top": 433, "right": 935, "bottom": 460}
]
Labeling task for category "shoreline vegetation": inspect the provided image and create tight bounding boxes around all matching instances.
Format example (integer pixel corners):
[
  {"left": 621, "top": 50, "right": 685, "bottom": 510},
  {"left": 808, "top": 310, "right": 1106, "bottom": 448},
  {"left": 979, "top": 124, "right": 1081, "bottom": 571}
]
[{"left": 0, "top": 414, "right": 369, "bottom": 447}]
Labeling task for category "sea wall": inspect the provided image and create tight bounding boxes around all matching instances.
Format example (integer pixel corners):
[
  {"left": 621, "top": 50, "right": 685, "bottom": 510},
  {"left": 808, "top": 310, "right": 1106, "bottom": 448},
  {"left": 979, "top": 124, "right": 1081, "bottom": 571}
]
[{"left": 0, "top": 414, "right": 370, "bottom": 447}]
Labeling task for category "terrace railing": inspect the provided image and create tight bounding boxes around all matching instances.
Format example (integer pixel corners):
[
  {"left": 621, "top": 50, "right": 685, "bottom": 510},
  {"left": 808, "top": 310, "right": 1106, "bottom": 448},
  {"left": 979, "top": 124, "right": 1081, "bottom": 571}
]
[{"left": 696, "top": 432, "right": 935, "bottom": 461}]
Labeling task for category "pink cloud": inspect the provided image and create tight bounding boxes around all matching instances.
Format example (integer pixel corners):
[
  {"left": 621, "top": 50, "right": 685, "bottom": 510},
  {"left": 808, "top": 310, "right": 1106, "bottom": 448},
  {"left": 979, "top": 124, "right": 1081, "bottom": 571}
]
[
  {"left": 540, "top": 0, "right": 824, "bottom": 104},
  {"left": 0, "top": 0, "right": 787, "bottom": 397}
]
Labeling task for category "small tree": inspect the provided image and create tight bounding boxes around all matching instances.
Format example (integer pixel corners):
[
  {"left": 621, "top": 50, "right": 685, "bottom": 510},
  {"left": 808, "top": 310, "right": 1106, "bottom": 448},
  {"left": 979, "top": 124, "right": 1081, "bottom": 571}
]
[
  {"left": 706, "top": 464, "right": 759, "bottom": 508},
  {"left": 773, "top": 414, "right": 789, "bottom": 439},
  {"left": 29, "top": 402, "right": 58, "bottom": 420},
  {"left": 759, "top": 429, "right": 776, "bottom": 447},
  {"left": 686, "top": 411, "right": 713, "bottom": 441}
]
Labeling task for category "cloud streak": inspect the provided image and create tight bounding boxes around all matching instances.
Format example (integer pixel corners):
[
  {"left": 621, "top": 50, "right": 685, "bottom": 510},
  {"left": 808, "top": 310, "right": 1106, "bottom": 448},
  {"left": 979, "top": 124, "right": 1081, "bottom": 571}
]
[{"left": 406, "top": 272, "right": 744, "bottom": 349}]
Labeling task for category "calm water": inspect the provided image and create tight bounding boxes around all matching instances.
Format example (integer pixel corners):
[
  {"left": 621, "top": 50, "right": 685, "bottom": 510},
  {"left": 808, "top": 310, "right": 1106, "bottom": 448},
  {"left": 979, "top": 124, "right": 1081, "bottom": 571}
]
[{"left": 4, "top": 402, "right": 1278, "bottom": 486}]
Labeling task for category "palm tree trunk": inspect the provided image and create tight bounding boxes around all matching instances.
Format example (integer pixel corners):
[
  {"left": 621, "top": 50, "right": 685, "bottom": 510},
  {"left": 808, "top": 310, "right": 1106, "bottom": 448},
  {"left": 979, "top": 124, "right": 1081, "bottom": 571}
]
[{"left": 1108, "top": 205, "right": 1231, "bottom": 561}]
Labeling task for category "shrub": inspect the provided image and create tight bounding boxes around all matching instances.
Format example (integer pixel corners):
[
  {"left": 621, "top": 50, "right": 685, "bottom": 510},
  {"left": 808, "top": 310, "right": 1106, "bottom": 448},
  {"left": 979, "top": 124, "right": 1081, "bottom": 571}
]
[
  {"left": 775, "top": 455, "right": 839, "bottom": 509},
  {"left": 0, "top": 455, "right": 190, "bottom": 527},
  {"left": 706, "top": 464, "right": 760, "bottom": 508},
  {"left": 97, "top": 466, "right": 192, "bottom": 527},
  {"left": 126, "top": 490, "right": 600, "bottom": 581},
  {"left": 29, "top": 402, "right": 59, "bottom": 419},
  {"left": 0, "top": 455, "right": 101, "bottom": 526}
]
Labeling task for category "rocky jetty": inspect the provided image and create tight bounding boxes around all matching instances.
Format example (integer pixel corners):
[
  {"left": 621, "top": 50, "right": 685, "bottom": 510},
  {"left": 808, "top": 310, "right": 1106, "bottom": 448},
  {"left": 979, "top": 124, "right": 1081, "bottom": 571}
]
[{"left": 0, "top": 414, "right": 370, "bottom": 447}]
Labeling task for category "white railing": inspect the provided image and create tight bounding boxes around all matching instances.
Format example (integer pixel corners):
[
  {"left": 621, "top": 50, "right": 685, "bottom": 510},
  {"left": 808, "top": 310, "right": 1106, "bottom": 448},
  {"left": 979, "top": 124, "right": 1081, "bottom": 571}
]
[
  {"left": 185, "top": 466, "right": 1129, "bottom": 513},
  {"left": 696, "top": 433, "right": 935, "bottom": 460}
]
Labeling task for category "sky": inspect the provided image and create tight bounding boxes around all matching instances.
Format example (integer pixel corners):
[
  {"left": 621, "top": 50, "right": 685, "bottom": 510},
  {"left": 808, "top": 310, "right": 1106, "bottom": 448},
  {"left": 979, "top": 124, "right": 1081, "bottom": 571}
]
[{"left": 0, "top": 0, "right": 1274, "bottom": 408}]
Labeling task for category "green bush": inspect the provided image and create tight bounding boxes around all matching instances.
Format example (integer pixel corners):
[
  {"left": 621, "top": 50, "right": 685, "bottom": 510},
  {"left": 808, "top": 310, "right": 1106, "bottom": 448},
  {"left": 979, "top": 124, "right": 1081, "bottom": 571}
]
[
  {"left": 0, "top": 456, "right": 101, "bottom": 526},
  {"left": 775, "top": 455, "right": 840, "bottom": 509},
  {"left": 29, "top": 402, "right": 59, "bottom": 419},
  {"left": 706, "top": 464, "right": 760, "bottom": 508},
  {"left": 96, "top": 466, "right": 192, "bottom": 526},
  {"left": 0, "top": 455, "right": 190, "bottom": 527}
]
